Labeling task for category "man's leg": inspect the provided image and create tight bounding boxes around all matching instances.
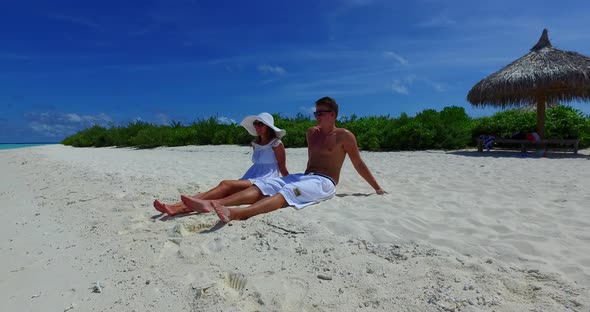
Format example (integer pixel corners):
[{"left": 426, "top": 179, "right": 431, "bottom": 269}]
[
  {"left": 181, "top": 185, "right": 265, "bottom": 213},
  {"left": 212, "top": 193, "right": 288, "bottom": 223}
]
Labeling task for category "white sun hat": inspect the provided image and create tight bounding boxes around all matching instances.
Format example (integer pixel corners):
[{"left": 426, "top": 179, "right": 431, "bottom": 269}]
[{"left": 240, "top": 112, "right": 286, "bottom": 139}]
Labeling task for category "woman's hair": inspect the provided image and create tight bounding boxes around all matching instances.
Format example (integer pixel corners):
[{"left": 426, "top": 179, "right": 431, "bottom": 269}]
[{"left": 255, "top": 125, "right": 277, "bottom": 144}]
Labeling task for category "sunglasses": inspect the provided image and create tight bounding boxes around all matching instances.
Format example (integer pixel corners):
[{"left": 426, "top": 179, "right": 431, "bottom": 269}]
[
  {"left": 313, "top": 110, "right": 332, "bottom": 117},
  {"left": 253, "top": 121, "right": 265, "bottom": 127}
]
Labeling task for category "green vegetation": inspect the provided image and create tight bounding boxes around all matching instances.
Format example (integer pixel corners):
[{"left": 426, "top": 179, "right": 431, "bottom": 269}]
[
  {"left": 62, "top": 105, "right": 590, "bottom": 150},
  {"left": 471, "top": 105, "right": 590, "bottom": 147}
]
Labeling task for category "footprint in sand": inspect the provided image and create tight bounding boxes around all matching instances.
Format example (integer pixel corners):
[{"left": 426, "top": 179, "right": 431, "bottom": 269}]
[
  {"left": 193, "top": 272, "right": 248, "bottom": 300},
  {"left": 192, "top": 272, "right": 263, "bottom": 311},
  {"left": 175, "top": 236, "right": 225, "bottom": 264},
  {"left": 113, "top": 202, "right": 143, "bottom": 213},
  {"left": 117, "top": 213, "right": 152, "bottom": 235},
  {"left": 243, "top": 273, "right": 310, "bottom": 310},
  {"left": 170, "top": 218, "right": 219, "bottom": 237},
  {"left": 156, "top": 241, "right": 180, "bottom": 263}
]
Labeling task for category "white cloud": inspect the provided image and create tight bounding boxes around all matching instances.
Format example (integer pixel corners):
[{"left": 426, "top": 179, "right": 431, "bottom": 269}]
[
  {"left": 155, "top": 113, "right": 171, "bottom": 125},
  {"left": 26, "top": 111, "right": 113, "bottom": 138},
  {"left": 258, "top": 64, "right": 287, "bottom": 76},
  {"left": 299, "top": 106, "right": 316, "bottom": 114},
  {"left": 65, "top": 113, "right": 82, "bottom": 122},
  {"left": 405, "top": 74, "right": 417, "bottom": 84},
  {"left": 430, "top": 82, "right": 445, "bottom": 92},
  {"left": 216, "top": 116, "right": 236, "bottom": 125},
  {"left": 28, "top": 122, "right": 75, "bottom": 138},
  {"left": 383, "top": 51, "right": 408, "bottom": 65},
  {"left": 390, "top": 80, "right": 409, "bottom": 95},
  {"left": 389, "top": 75, "right": 418, "bottom": 95},
  {"left": 389, "top": 75, "right": 444, "bottom": 94}
]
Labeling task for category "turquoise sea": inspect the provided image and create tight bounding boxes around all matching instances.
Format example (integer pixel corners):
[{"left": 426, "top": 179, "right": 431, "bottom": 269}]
[{"left": 0, "top": 143, "right": 58, "bottom": 150}]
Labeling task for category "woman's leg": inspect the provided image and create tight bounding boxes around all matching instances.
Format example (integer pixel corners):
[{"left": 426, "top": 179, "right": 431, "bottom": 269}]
[
  {"left": 154, "top": 180, "right": 253, "bottom": 216},
  {"left": 153, "top": 200, "right": 189, "bottom": 216},
  {"left": 196, "top": 180, "right": 253, "bottom": 200},
  {"left": 181, "top": 185, "right": 265, "bottom": 213}
]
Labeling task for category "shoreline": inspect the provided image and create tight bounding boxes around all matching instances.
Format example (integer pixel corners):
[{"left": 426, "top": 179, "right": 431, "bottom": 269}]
[
  {"left": 0, "top": 143, "right": 59, "bottom": 150},
  {"left": 1, "top": 145, "right": 589, "bottom": 311}
]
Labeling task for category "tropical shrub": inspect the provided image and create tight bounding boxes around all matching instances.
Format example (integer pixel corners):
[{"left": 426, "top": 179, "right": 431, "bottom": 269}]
[
  {"left": 471, "top": 109, "right": 537, "bottom": 139},
  {"left": 61, "top": 105, "right": 590, "bottom": 150},
  {"left": 545, "top": 105, "right": 590, "bottom": 145}
]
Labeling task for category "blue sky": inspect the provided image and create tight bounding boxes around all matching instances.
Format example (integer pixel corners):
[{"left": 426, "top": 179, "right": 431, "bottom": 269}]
[{"left": 2, "top": 0, "right": 590, "bottom": 143}]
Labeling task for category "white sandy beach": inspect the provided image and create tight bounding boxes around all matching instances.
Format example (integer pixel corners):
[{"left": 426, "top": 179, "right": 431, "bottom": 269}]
[{"left": 1, "top": 144, "right": 589, "bottom": 311}]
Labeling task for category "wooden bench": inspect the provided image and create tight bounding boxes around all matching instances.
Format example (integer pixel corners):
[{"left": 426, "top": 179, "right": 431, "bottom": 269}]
[{"left": 477, "top": 138, "right": 580, "bottom": 154}]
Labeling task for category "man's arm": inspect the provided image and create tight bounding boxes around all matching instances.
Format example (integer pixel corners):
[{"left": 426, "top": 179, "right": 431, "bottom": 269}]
[{"left": 342, "top": 130, "right": 386, "bottom": 194}]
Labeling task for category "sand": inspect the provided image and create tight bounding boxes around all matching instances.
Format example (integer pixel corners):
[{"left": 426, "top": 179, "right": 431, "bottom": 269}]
[{"left": 1, "top": 144, "right": 589, "bottom": 311}]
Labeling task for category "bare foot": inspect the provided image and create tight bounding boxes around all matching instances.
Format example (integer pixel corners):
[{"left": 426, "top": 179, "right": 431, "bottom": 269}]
[
  {"left": 211, "top": 201, "right": 231, "bottom": 223},
  {"left": 154, "top": 200, "right": 191, "bottom": 216},
  {"left": 153, "top": 199, "right": 168, "bottom": 214},
  {"left": 180, "top": 195, "right": 213, "bottom": 213}
]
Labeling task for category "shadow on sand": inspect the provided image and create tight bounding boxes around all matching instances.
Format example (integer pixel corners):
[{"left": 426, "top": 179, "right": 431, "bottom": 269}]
[
  {"left": 448, "top": 149, "right": 589, "bottom": 159},
  {"left": 336, "top": 192, "right": 374, "bottom": 198}
]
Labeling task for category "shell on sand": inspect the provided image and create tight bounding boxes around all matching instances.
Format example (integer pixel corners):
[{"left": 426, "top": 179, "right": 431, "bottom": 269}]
[{"left": 225, "top": 272, "right": 247, "bottom": 295}]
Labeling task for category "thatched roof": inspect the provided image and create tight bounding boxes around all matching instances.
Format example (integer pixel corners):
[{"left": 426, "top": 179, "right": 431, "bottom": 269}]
[
  {"left": 519, "top": 101, "right": 560, "bottom": 112},
  {"left": 467, "top": 29, "right": 590, "bottom": 108}
]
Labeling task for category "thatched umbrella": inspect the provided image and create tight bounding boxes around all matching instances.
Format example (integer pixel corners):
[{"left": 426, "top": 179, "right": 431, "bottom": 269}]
[{"left": 467, "top": 29, "right": 590, "bottom": 138}]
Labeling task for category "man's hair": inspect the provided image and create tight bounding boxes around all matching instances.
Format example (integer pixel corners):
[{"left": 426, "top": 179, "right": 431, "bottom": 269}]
[{"left": 315, "top": 96, "right": 339, "bottom": 117}]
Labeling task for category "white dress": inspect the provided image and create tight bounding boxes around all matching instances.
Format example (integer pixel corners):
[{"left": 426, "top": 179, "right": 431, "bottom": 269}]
[{"left": 240, "top": 138, "right": 283, "bottom": 180}]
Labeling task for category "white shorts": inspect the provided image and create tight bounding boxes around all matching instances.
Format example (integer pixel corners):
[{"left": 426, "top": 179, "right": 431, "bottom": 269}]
[{"left": 253, "top": 173, "right": 337, "bottom": 209}]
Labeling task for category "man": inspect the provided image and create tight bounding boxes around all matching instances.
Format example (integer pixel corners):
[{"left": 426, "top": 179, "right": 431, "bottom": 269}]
[{"left": 181, "top": 96, "right": 386, "bottom": 222}]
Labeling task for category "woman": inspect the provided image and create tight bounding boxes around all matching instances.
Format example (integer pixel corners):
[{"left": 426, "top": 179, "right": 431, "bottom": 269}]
[{"left": 154, "top": 112, "right": 288, "bottom": 215}]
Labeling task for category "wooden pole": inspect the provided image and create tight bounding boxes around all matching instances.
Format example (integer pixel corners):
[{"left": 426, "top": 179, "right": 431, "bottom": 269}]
[{"left": 537, "top": 95, "right": 546, "bottom": 139}]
